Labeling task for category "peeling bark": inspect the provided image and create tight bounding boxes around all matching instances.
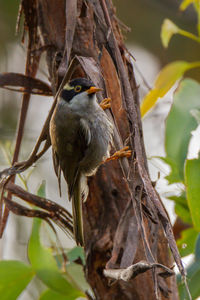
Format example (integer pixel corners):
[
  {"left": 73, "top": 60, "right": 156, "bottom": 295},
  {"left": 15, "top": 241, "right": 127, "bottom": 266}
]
[{"left": 0, "top": 0, "right": 181, "bottom": 299}]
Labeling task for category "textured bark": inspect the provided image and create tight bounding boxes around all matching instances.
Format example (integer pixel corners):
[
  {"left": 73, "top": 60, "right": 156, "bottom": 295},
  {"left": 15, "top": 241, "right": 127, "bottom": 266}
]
[
  {"left": 13, "top": 0, "right": 179, "bottom": 299},
  {"left": 36, "top": 0, "right": 178, "bottom": 299}
]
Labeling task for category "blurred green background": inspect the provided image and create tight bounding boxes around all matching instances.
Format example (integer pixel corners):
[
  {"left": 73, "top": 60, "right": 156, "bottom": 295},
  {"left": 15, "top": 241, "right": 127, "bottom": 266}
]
[{"left": 114, "top": 0, "right": 200, "bottom": 67}]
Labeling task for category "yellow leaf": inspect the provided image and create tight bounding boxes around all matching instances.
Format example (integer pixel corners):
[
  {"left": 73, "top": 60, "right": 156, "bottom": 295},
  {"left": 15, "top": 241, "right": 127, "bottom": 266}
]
[
  {"left": 141, "top": 61, "right": 200, "bottom": 117},
  {"left": 180, "top": 0, "right": 199, "bottom": 11},
  {"left": 161, "top": 19, "right": 179, "bottom": 48},
  {"left": 140, "top": 90, "right": 160, "bottom": 117}
]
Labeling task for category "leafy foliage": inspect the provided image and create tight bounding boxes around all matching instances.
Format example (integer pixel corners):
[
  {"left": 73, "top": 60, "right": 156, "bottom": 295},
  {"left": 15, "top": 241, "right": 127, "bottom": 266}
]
[
  {"left": 39, "top": 289, "right": 74, "bottom": 300},
  {"left": 177, "top": 235, "right": 200, "bottom": 299},
  {"left": 165, "top": 79, "right": 200, "bottom": 183},
  {"left": 0, "top": 183, "right": 88, "bottom": 299},
  {"left": 141, "top": 0, "right": 200, "bottom": 117},
  {"left": 28, "top": 218, "right": 83, "bottom": 297},
  {"left": 141, "top": 1, "right": 200, "bottom": 298},
  {"left": 161, "top": 79, "right": 200, "bottom": 298},
  {"left": 0, "top": 260, "right": 35, "bottom": 300},
  {"left": 185, "top": 157, "right": 200, "bottom": 231},
  {"left": 140, "top": 62, "right": 200, "bottom": 117}
]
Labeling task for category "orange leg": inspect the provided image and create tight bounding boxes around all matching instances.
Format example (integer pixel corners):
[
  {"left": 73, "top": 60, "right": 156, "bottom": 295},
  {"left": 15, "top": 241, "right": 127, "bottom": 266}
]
[
  {"left": 105, "top": 146, "right": 132, "bottom": 163},
  {"left": 100, "top": 98, "right": 111, "bottom": 110}
]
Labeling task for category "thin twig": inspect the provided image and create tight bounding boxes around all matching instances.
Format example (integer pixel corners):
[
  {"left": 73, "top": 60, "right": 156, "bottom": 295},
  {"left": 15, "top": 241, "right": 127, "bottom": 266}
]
[
  {"left": 0, "top": 57, "right": 79, "bottom": 180},
  {"left": 5, "top": 181, "right": 73, "bottom": 223}
]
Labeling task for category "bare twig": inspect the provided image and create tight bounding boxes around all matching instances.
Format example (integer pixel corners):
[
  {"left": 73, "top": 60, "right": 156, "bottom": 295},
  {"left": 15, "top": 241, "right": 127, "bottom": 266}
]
[
  {"left": 3, "top": 182, "right": 73, "bottom": 235},
  {"left": 0, "top": 72, "right": 52, "bottom": 95},
  {"left": 0, "top": 57, "right": 79, "bottom": 180},
  {"left": 5, "top": 182, "right": 72, "bottom": 220}
]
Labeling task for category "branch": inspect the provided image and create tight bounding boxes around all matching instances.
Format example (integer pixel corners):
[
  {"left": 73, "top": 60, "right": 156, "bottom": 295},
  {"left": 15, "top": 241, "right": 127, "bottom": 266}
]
[
  {"left": 3, "top": 182, "right": 73, "bottom": 235},
  {"left": 103, "top": 261, "right": 174, "bottom": 282},
  {"left": 0, "top": 72, "right": 52, "bottom": 96}
]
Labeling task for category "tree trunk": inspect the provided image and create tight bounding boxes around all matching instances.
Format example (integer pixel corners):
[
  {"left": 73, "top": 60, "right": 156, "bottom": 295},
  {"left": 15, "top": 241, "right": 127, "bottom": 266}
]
[{"left": 23, "top": 0, "right": 179, "bottom": 299}]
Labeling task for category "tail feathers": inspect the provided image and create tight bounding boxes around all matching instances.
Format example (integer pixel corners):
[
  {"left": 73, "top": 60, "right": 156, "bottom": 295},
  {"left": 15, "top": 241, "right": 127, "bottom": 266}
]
[
  {"left": 80, "top": 174, "right": 88, "bottom": 203},
  {"left": 72, "top": 173, "right": 88, "bottom": 246}
]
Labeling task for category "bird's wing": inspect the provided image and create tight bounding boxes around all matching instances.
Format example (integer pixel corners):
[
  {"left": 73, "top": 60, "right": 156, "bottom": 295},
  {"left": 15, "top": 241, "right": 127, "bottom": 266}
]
[
  {"left": 79, "top": 118, "right": 91, "bottom": 146},
  {"left": 52, "top": 149, "right": 62, "bottom": 196},
  {"left": 69, "top": 119, "right": 91, "bottom": 246},
  {"left": 68, "top": 118, "right": 91, "bottom": 199}
]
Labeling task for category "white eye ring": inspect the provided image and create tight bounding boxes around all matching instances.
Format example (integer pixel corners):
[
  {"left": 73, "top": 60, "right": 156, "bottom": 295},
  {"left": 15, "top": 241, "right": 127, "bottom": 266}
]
[{"left": 74, "top": 85, "right": 82, "bottom": 92}]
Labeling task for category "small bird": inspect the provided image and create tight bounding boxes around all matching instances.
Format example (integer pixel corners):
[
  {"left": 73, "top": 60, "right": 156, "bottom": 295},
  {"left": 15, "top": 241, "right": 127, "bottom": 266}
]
[{"left": 50, "top": 78, "right": 113, "bottom": 246}]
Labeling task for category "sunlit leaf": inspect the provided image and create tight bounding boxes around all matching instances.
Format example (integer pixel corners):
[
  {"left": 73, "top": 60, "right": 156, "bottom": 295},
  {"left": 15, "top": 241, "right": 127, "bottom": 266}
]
[
  {"left": 177, "top": 228, "right": 198, "bottom": 257},
  {"left": 0, "top": 260, "right": 35, "bottom": 300},
  {"left": 141, "top": 61, "right": 200, "bottom": 117},
  {"left": 185, "top": 156, "right": 200, "bottom": 231},
  {"left": 165, "top": 79, "right": 200, "bottom": 182},
  {"left": 161, "top": 19, "right": 179, "bottom": 48}
]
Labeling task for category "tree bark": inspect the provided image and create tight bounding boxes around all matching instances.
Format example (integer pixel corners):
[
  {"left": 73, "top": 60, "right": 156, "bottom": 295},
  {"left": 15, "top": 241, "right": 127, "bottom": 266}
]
[{"left": 22, "top": 0, "right": 179, "bottom": 299}]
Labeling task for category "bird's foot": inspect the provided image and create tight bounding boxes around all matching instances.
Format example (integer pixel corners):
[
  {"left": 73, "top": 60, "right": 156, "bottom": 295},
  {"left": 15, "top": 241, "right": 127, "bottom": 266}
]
[
  {"left": 100, "top": 98, "right": 111, "bottom": 110},
  {"left": 105, "top": 146, "right": 132, "bottom": 162}
]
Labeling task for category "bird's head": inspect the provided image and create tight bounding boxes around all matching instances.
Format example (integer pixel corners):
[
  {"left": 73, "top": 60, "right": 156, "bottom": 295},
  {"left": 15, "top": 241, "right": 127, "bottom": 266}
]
[{"left": 60, "top": 78, "right": 101, "bottom": 109}]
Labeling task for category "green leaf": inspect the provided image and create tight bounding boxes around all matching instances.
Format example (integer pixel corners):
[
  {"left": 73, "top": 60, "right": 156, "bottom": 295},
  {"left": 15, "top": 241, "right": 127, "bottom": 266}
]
[
  {"left": 177, "top": 228, "right": 198, "bottom": 257},
  {"left": 167, "top": 193, "right": 187, "bottom": 205},
  {"left": 185, "top": 156, "right": 200, "bottom": 231},
  {"left": 167, "top": 193, "right": 192, "bottom": 223},
  {"left": 174, "top": 203, "right": 192, "bottom": 224},
  {"left": 67, "top": 246, "right": 85, "bottom": 265},
  {"left": 161, "top": 19, "right": 179, "bottom": 48},
  {"left": 165, "top": 79, "right": 200, "bottom": 183},
  {"left": 159, "top": 156, "right": 182, "bottom": 183},
  {"left": 177, "top": 258, "right": 200, "bottom": 299},
  {"left": 66, "top": 262, "right": 90, "bottom": 292},
  {"left": 37, "top": 180, "right": 46, "bottom": 198},
  {"left": 39, "top": 288, "right": 85, "bottom": 300},
  {"left": 161, "top": 16, "right": 200, "bottom": 48},
  {"left": 28, "top": 218, "right": 83, "bottom": 297},
  {"left": 0, "top": 260, "right": 35, "bottom": 300},
  {"left": 195, "top": 234, "right": 200, "bottom": 260},
  {"left": 141, "top": 62, "right": 200, "bottom": 117}
]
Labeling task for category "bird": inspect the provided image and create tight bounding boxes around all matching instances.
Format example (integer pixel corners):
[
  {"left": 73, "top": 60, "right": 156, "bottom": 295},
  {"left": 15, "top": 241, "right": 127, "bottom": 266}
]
[{"left": 50, "top": 77, "right": 113, "bottom": 246}]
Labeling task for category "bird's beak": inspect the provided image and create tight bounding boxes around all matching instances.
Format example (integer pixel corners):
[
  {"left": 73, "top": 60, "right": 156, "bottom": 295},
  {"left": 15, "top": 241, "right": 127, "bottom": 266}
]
[{"left": 86, "top": 86, "right": 102, "bottom": 94}]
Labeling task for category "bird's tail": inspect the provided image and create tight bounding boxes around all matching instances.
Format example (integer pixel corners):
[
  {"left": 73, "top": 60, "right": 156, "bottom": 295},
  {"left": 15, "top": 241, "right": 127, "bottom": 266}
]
[{"left": 72, "top": 173, "right": 88, "bottom": 246}]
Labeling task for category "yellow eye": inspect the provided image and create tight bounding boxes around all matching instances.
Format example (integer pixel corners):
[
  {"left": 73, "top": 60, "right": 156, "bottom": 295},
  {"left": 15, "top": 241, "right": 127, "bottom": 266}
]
[{"left": 74, "top": 85, "right": 82, "bottom": 92}]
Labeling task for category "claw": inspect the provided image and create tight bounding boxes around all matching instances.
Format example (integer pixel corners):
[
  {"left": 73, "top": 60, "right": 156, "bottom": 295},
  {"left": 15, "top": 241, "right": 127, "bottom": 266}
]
[
  {"left": 100, "top": 98, "right": 111, "bottom": 110},
  {"left": 105, "top": 146, "right": 132, "bottom": 162}
]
